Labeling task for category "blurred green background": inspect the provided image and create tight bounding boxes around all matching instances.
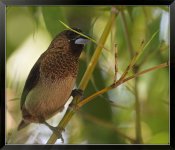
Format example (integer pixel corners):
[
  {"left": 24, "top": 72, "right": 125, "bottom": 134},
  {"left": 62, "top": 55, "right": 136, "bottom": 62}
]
[{"left": 6, "top": 6, "right": 169, "bottom": 144}]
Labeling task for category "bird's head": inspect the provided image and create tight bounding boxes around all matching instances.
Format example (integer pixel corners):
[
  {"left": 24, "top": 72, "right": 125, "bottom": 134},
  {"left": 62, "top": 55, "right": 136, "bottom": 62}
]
[
  {"left": 64, "top": 28, "right": 89, "bottom": 56},
  {"left": 53, "top": 28, "right": 89, "bottom": 57},
  {"left": 49, "top": 28, "right": 89, "bottom": 57},
  {"left": 65, "top": 28, "right": 89, "bottom": 45}
]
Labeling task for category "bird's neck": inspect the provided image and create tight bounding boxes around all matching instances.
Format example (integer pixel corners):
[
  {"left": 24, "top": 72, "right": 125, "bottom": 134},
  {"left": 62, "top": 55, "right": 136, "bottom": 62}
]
[{"left": 70, "top": 44, "right": 84, "bottom": 58}]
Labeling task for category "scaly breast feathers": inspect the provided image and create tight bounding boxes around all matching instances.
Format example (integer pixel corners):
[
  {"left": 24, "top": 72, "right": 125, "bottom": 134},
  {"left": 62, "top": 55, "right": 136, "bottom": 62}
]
[{"left": 40, "top": 51, "right": 79, "bottom": 81}]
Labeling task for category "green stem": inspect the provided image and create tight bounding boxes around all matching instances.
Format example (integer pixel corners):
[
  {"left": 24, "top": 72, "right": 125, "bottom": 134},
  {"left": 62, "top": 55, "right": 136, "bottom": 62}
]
[
  {"left": 134, "top": 70, "right": 143, "bottom": 144},
  {"left": 46, "top": 7, "right": 118, "bottom": 144},
  {"left": 121, "top": 10, "right": 134, "bottom": 58},
  {"left": 78, "top": 7, "right": 118, "bottom": 91}
]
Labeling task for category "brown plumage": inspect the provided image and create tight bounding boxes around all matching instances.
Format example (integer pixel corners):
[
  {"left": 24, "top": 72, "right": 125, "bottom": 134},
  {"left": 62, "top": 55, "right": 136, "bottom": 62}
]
[{"left": 18, "top": 28, "right": 89, "bottom": 130}]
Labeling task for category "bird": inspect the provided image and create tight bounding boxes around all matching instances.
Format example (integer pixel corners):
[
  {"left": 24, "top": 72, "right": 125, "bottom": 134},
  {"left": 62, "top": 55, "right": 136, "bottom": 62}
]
[{"left": 17, "top": 28, "right": 89, "bottom": 140}]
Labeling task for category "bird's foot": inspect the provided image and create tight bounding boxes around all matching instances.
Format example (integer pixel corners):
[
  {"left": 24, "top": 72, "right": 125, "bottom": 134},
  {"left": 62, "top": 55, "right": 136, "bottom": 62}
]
[
  {"left": 43, "top": 121, "right": 65, "bottom": 143},
  {"left": 69, "top": 89, "right": 84, "bottom": 112},
  {"left": 51, "top": 127, "right": 65, "bottom": 143},
  {"left": 71, "top": 89, "right": 83, "bottom": 98}
]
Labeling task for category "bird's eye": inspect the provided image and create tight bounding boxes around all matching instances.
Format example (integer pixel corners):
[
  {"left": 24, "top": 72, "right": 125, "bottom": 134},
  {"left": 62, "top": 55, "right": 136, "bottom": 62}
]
[
  {"left": 67, "top": 31, "right": 76, "bottom": 38},
  {"left": 67, "top": 32, "right": 79, "bottom": 41}
]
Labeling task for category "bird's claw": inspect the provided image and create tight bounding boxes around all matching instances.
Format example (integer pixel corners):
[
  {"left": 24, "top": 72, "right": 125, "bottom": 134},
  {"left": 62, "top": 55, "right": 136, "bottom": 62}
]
[
  {"left": 52, "top": 126, "right": 65, "bottom": 143},
  {"left": 43, "top": 121, "right": 65, "bottom": 143},
  {"left": 71, "top": 89, "right": 83, "bottom": 98},
  {"left": 69, "top": 89, "right": 83, "bottom": 112}
]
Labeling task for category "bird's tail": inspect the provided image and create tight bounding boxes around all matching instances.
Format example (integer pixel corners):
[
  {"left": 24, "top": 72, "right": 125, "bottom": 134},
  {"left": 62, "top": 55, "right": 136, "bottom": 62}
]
[{"left": 17, "top": 120, "right": 30, "bottom": 131}]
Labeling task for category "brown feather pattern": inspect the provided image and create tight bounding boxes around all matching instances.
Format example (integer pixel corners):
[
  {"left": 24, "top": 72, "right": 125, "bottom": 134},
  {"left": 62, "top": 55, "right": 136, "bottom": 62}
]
[{"left": 18, "top": 28, "right": 86, "bottom": 129}]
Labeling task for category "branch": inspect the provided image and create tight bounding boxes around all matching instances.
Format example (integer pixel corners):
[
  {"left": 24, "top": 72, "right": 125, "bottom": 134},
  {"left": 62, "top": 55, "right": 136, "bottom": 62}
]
[
  {"left": 114, "top": 44, "right": 118, "bottom": 83},
  {"left": 117, "top": 30, "right": 158, "bottom": 83},
  {"left": 78, "top": 62, "right": 168, "bottom": 108}
]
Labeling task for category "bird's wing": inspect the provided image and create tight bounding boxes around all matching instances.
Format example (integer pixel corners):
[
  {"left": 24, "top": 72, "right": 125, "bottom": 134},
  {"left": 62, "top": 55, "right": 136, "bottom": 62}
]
[{"left": 20, "top": 60, "right": 41, "bottom": 109}]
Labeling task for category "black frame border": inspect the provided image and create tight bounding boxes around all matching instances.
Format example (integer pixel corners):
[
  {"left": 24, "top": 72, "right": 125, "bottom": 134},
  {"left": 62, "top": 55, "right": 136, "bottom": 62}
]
[
  {"left": 0, "top": 0, "right": 174, "bottom": 5},
  {"left": 0, "top": 0, "right": 174, "bottom": 149}
]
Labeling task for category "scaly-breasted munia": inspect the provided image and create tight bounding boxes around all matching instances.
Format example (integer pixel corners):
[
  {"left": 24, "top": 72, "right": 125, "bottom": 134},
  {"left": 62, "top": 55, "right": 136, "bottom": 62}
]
[{"left": 17, "top": 28, "right": 89, "bottom": 136}]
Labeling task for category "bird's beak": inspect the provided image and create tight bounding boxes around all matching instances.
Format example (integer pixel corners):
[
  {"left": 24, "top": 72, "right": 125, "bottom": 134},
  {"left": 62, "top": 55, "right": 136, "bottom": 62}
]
[{"left": 75, "top": 37, "right": 89, "bottom": 45}]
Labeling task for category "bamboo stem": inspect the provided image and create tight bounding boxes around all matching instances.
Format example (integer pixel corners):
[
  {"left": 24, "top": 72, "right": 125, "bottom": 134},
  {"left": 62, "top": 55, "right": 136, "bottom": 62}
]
[
  {"left": 134, "top": 72, "right": 143, "bottom": 143},
  {"left": 79, "top": 7, "right": 118, "bottom": 91}
]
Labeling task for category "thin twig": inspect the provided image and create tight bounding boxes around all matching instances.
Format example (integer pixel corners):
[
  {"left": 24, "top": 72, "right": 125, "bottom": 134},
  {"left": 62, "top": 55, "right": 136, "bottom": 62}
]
[
  {"left": 118, "top": 30, "right": 158, "bottom": 83},
  {"left": 114, "top": 44, "right": 118, "bottom": 83},
  {"left": 118, "top": 42, "right": 144, "bottom": 83},
  {"left": 59, "top": 18, "right": 115, "bottom": 52},
  {"left": 78, "top": 62, "right": 168, "bottom": 108},
  {"left": 123, "top": 62, "right": 168, "bottom": 83}
]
